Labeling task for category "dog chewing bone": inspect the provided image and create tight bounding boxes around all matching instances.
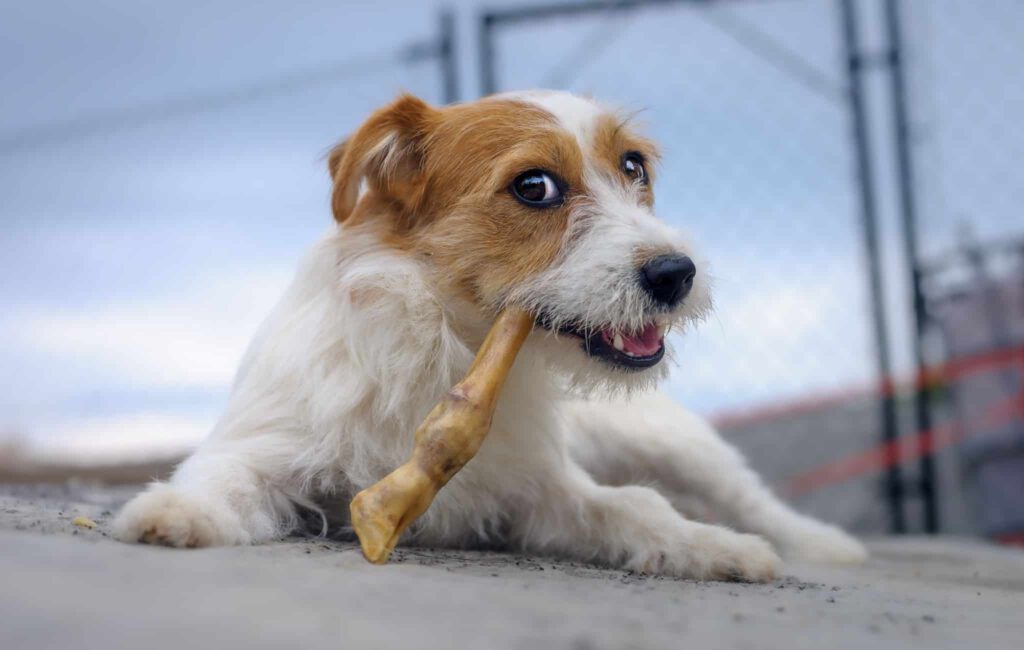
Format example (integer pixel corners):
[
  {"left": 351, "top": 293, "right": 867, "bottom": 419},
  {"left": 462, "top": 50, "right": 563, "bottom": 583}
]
[{"left": 349, "top": 307, "right": 533, "bottom": 564}]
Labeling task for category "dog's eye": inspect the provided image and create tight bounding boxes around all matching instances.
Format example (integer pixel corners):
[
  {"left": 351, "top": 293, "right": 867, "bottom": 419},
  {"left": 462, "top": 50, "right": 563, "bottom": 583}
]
[
  {"left": 622, "top": 153, "right": 647, "bottom": 184},
  {"left": 511, "top": 170, "right": 563, "bottom": 207}
]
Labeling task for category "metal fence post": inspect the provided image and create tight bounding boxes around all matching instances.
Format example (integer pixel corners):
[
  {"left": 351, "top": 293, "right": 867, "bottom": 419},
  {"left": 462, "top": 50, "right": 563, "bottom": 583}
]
[
  {"left": 883, "top": 0, "right": 938, "bottom": 533},
  {"left": 439, "top": 9, "right": 459, "bottom": 105},
  {"left": 839, "top": 0, "right": 906, "bottom": 533},
  {"left": 479, "top": 13, "right": 497, "bottom": 96}
]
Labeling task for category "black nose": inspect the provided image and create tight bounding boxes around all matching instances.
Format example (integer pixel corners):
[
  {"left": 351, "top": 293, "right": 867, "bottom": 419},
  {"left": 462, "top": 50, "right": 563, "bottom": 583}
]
[{"left": 639, "top": 254, "right": 696, "bottom": 307}]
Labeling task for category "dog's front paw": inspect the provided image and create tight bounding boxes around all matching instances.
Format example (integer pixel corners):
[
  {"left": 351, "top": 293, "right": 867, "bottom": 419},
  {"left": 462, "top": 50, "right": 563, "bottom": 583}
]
[
  {"left": 779, "top": 522, "right": 868, "bottom": 565},
  {"left": 113, "top": 484, "right": 247, "bottom": 548}
]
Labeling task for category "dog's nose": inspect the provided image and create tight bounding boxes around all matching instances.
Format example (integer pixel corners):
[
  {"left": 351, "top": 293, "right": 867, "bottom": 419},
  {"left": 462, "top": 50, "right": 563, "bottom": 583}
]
[{"left": 639, "top": 254, "right": 696, "bottom": 307}]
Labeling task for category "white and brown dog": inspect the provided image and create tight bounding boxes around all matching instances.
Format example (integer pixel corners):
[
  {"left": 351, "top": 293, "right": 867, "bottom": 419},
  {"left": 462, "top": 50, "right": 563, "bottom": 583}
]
[{"left": 114, "top": 91, "right": 866, "bottom": 581}]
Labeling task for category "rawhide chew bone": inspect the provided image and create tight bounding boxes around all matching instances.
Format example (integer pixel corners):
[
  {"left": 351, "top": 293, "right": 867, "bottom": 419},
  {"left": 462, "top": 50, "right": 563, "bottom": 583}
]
[{"left": 349, "top": 307, "right": 533, "bottom": 564}]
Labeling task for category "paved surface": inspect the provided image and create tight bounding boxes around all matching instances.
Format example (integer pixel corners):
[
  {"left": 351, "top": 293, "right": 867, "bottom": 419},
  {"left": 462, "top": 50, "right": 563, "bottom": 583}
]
[{"left": 2, "top": 483, "right": 1023, "bottom": 650}]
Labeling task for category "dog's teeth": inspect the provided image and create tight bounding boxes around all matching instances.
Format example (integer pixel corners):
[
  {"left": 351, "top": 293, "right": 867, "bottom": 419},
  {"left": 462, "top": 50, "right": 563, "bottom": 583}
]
[
  {"left": 613, "top": 333, "right": 625, "bottom": 352},
  {"left": 657, "top": 323, "right": 668, "bottom": 338}
]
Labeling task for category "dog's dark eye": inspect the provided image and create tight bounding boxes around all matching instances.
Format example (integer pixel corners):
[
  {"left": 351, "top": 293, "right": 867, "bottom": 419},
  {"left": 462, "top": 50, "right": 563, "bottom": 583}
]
[
  {"left": 622, "top": 153, "right": 647, "bottom": 184},
  {"left": 511, "top": 170, "right": 563, "bottom": 207}
]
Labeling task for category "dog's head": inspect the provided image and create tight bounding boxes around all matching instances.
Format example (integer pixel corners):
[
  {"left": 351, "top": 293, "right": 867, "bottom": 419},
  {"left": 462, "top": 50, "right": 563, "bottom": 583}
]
[{"left": 328, "top": 90, "right": 711, "bottom": 392}]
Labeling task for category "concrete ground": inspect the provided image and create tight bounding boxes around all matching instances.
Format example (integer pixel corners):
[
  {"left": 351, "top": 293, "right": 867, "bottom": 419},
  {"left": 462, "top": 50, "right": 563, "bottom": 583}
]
[{"left": 2, "top": 484, "right": 1023, "bottom": 650}]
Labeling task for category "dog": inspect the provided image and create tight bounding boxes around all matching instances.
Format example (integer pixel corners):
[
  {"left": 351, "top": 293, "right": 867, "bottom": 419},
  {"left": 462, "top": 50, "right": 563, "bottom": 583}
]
[{"left": 113, "top": 90, "right": 866, "bottom": 581}]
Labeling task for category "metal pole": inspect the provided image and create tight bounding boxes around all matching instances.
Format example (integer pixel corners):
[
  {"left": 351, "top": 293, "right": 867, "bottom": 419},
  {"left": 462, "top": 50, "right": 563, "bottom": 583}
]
[
  {"left": 479, "top": 13, "right": 497, "bottom": 95},
  {"left": 883, "top": 0, "right": 937, "bottom": 533},
  {"left": 839, "top": 0, "right": 905, "bottom": 533},
  {"left": 439, "top": 9, "right": 459, "bottom": 105}
]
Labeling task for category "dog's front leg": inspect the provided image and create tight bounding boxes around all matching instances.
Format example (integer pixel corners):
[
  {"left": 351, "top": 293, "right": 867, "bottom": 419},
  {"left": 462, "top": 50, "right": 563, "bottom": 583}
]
[
  {"left": 565, "top": 392, "right": 867, "bottom": 565},
  {"left": 512, "top": 462, "right": 781, "bottom": 582},
  {"left": 113, "top": 442, "right": 298, "bottom": 548}
]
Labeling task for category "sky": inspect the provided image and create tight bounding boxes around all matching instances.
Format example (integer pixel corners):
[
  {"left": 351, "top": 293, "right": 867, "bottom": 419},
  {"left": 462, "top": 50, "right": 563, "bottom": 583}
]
[{"left": 1, "top": 0, "right": 1021, "bottom": 461}]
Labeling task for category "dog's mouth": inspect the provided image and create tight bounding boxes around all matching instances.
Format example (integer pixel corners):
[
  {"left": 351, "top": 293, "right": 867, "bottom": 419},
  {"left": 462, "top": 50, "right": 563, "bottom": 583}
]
[{"left": 539, "top": 316, "right": 668, "bottom": 370}]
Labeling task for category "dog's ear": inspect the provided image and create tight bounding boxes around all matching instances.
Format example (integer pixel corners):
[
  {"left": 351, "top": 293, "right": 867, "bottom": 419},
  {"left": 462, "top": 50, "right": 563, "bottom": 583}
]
[{"left": 327, "top": 94, "right": 436, "bottom": 223}]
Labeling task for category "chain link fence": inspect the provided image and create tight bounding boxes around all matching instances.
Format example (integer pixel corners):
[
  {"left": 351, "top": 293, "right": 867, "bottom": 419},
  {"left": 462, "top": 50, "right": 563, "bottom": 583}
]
[
  {"left": 480, "top": 0, "right": 1024, "bottom": 538},
  {"left": 906, "top": 0, "right": 1024, "bottom": 540}
]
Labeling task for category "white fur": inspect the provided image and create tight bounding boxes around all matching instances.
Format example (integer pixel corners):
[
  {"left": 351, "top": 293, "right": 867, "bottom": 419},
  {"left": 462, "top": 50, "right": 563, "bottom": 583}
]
[{"left": 114, "top": 91, "right": 865, "bottom": 581}]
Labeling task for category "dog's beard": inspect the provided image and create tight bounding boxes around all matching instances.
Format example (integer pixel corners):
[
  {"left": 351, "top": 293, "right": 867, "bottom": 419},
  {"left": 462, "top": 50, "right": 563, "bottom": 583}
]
[{"left": 525, "top": 329, "right": 672, "bottom": 399}]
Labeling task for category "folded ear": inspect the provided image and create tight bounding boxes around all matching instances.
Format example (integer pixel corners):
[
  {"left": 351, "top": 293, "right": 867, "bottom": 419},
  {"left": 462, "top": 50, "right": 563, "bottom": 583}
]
[{"left": 327, "top": 94, "right": 436, "bottom": 223}]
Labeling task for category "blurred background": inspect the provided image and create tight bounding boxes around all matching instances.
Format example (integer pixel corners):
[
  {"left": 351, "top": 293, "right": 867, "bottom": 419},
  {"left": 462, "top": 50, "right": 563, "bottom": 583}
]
[{"left": 1, "top": 0, "right": 1021, "bottom": 543}]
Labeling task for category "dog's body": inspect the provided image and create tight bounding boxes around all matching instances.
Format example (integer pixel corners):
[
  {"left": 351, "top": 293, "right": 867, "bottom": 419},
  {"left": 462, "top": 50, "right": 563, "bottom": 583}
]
[{"left": 114, "top": 91, "right": 866, "bottom": 581}]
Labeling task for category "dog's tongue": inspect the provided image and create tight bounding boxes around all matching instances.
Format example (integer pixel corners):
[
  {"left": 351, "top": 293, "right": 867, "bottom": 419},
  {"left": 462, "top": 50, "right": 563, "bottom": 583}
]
[{"left": 607, "top": 323, "right": 663, "bottom": 356}]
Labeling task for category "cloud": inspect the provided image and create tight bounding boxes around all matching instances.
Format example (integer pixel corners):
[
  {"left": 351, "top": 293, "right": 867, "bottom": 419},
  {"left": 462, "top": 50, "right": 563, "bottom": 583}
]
[
  {"left": 26, "top": 410, "right": 213, "bottom": 463},
  {"left": 665, "top": 261, "right": 875, "bottom": 413},
  {"left": 16, "top": 265, "right": 292, "bottom": 389},
  {"left": 3, "top": 265, "right": 293, "bottom": 461}
]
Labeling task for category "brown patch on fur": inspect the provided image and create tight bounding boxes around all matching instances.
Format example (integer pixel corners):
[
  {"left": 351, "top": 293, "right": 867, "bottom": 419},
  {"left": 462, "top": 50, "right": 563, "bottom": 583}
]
[
  {"left": 327, "top": 94, "right": 436, "bottom": 224},
  {"left": 325, "top": 95, "right": 662, "bottom": 313},
  {"left": 416, "top": 100, "right": 586, "bottom": 305},
  {"left": 327, "top": 96, "right": 587, "bottom": 308},
  {"left": 591, "top": 114, "right": 660, "bottom": 208}
]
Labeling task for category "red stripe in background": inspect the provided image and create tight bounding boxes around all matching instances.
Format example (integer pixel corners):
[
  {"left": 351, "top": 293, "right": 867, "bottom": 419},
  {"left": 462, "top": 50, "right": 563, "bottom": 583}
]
[
  {"left": 701, "top": 343, "right": 1024, "bottom": 496},
  {"left": 994, "top": 532, "right": 1024, "bottom": 548},
  {"left": 711, "top": 342, "right": 1024, "bottom": 430},
  {"left": 782, "top": 391, "right": 1024, "bottom": 497}
]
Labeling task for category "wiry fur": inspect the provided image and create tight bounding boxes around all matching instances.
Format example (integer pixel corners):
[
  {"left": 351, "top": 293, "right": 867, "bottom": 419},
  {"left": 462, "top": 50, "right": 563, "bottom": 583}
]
[
  {"left": 114, "top": 91, "right": 866, "bottom": 580},
  {"left": 510, "top": 171, "right": 713, "bottom": 395}
]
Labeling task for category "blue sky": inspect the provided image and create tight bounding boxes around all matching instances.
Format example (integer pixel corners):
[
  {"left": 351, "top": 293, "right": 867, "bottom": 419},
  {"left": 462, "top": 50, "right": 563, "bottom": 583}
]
[{"left": 1, "top": 0, "right": 1021, "bottom": 461}]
